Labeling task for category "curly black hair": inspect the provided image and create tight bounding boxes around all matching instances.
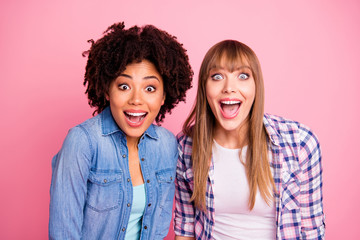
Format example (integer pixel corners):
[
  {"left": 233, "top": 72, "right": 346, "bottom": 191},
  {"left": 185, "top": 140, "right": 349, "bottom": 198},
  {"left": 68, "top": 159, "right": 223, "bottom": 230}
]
[{"left": 83, "top": 22, "right": 193, "bottom": 123}]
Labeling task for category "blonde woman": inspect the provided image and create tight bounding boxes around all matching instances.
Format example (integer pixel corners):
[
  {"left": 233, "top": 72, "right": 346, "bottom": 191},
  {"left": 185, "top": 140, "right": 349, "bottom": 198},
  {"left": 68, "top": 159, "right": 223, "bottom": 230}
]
[{"left": 174, "top": 40, "right": 325, "bottom": 239}]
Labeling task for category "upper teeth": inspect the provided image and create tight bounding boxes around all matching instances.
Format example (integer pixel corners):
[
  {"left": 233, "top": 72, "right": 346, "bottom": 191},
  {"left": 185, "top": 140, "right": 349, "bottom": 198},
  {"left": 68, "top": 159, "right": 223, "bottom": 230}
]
[
  {"left": 126, "top": 112, "right": 146, "bottom": 116},
  {"left": 221, "top": 100, "right": 241, "bottom": 105}
]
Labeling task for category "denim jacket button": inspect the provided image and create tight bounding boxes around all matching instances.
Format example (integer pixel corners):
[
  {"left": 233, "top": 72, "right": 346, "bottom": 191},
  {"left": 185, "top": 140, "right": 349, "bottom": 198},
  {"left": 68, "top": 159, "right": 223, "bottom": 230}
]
[
  {"left": 127, "top": 178, "right": 130, "bottom": 182},
  {"left": 103, "top": 179, "right": 107, "bottom": 183},
  {"left": 127, "top": 203, "right": 130, "bottom": 207},
  {"left": 122, "top": 227, "right": 126, "bottom": 231},
  {"left": 148, "top": 203, "right": 151, "bottom": 207},
  {"left": 141, "top": 158, "right": 145, "bottom": 161},
  {"left": 147, "top": 179, "right": 150, "bottom": 183},
  {"left": 122, "top": 154, "right": 126, "bottom": 158},
  {"left": 144, "top": 226, "right": 147, "bottom": 229}
]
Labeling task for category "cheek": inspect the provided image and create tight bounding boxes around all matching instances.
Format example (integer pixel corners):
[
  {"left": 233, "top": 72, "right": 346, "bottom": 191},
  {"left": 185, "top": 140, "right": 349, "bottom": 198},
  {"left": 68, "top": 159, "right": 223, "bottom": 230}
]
[
  {"left": 250, "top": 86, "right": 256, "bottom": 101},
  {"left": 205, "top": 92, "right": 215, "bottom": 110},
  {"left": 246, "top": 88, "right": 256, "bottom": 102},
  {"left": 149, "top": 94, "right": 166, "bottom": 109},
  {"left": 109, "top": 94, "right": 124, "bottom": 108},
  {"left": 205, "top": 95, "right": 217, "bottom": 116},
  {"left": 205, "top": 83, "right": 217, "bottom": 102},
  {"left": 243, "top": 81, "right": 256, "bottom": 100}
]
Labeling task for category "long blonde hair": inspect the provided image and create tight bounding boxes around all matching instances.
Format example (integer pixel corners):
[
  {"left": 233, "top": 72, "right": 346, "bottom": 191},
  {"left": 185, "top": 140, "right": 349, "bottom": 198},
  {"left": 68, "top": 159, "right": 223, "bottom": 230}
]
[{"left": 183, "top": 40, "right": 274, "bottom": 210}]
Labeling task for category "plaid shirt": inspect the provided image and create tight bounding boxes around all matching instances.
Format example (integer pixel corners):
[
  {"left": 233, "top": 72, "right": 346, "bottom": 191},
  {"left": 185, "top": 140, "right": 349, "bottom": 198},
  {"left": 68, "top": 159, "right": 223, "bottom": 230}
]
[{"left": 174, "top": 114, "right": 325, "bottom": 240}]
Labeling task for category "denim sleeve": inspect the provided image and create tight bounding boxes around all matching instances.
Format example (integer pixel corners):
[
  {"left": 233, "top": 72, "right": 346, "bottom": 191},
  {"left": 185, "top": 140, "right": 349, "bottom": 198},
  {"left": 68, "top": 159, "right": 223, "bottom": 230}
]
[
  {"left": 49, "top": 126, "right": 92, "bottom": 239},
  {"left": 152, "top": 129, "right": 179, "bottom": 239}
]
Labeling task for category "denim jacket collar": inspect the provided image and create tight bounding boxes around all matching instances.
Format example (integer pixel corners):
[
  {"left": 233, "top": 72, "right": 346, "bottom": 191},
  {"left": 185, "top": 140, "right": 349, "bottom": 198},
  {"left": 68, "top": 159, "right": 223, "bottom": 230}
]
[{"left": 100, "top": 107, "right": 158, "bottom": 140}]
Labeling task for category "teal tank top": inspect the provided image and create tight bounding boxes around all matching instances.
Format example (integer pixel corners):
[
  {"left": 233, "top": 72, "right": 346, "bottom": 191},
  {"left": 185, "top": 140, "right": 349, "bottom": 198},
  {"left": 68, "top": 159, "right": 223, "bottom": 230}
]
[{"left": 125, "top": 184, "right": 146, "bottom": 239}]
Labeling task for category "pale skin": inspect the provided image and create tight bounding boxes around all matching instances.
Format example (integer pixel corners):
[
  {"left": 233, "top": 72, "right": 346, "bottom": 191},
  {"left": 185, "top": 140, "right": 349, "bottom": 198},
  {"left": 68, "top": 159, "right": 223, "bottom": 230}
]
[
  {"left": 175, "top": 236, "right": 195, "bottom": 240},
  {"left": 175, "top": 59, "right": 255, "bottom": 239},
  {"left": 206, "top": 59, "right": 255, "bottom": 149}
]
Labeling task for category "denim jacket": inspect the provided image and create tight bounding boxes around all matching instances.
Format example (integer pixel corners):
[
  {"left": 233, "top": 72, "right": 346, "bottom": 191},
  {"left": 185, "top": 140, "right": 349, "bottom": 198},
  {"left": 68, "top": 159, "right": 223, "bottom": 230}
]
[{"left": 49, "top": 107, "right": 178, "bottom": 239}]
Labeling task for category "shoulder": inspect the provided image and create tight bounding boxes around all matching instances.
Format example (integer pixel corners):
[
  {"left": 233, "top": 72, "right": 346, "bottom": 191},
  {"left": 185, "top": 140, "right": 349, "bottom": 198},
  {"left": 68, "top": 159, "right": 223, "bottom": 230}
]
[
  {"left": 153, "top": 125, "right": 175, "bottom": 139},
  {"left": 64, "top": 114, "right": 100, "bottom": 142},
  {"left": 264, "top": 113, "right": 320, "bottom": 154},
  {"left": 175, "top": 131, "right": 193, "bottom": 168},
  {"left": 59, "top": 116, "right": 101, "bottom": 153},
  {"left": 76, "top": 114, "right": 102, "bottom": 134},
  {"left": 151, "top": 125, "right": 178, "bottom": 154},
  {"left": 176, "top": 131, "right": 193, "bottom": 150},
  {"left": 152, "top": 125, "right": 176, "bottom": 146},
  {"left": 176, "top": 130, "right": 192, "bottom": 145},
  {"left": 264, "top": 113, "right": 301, "bottom": 132}
]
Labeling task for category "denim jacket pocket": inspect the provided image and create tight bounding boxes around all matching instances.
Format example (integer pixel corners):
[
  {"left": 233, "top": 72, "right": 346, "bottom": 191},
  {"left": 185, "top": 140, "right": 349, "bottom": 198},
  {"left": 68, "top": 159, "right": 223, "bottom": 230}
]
[
  {"left": 86, "top": 170, "right": 122, "bottom": 212},
  {"left": 156, "top": 168, "right": 175, "bottom": 208}
]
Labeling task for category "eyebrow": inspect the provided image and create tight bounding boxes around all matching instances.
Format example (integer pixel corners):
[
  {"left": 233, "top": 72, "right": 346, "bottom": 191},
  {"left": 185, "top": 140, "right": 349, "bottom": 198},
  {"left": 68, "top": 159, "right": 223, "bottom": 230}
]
[
  {"left": 119, "top": 74, "right": 160, "bottom": 82},
  {"left": 237, "top": 66, "right": 251, "bottom": 70},
  {"left": 210, "top": 65, "right": 251, "bottom": 72}
]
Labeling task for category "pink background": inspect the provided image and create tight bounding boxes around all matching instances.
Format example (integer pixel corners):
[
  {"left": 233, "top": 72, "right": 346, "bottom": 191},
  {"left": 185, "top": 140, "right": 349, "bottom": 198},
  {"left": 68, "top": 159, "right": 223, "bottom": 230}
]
[{"left": 1, "top": 0, "right": 359, "bottom": 239}]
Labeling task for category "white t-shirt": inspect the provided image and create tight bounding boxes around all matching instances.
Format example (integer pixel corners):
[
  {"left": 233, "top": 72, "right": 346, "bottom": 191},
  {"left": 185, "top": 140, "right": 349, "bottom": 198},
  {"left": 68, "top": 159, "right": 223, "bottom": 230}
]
[{"left": 212, "top": 140, "right": 276, "bottom": 240}]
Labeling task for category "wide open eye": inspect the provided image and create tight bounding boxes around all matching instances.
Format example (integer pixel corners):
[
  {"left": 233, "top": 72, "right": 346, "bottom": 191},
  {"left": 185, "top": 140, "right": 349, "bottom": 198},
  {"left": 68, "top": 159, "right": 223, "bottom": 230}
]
[
  {"left": 211, "top": 73, "right": 224, "bottom": 80},
  {"left": 238, "top": 73, "right": 249, "bottom": 80},
  {"left": 145, "top": 86, "right": 156, "bottom": 92},
  {"left": 118, "top": 84, "right": 130, "bottom": 90}
]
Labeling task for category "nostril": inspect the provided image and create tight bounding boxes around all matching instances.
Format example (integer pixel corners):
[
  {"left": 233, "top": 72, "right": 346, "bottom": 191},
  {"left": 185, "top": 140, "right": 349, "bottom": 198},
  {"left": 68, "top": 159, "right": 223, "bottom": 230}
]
[{"left": 223, "top": 88, "right": 235, "bottom": 93}]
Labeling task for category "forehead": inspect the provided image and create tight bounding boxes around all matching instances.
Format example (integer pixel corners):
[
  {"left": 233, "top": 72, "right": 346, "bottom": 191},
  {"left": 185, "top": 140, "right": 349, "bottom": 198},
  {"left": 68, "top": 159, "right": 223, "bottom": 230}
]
[
  {"left": 123, "top": 59, "right": 159, "bottom": 73},
  {"left": 209, "top": 52, "right": 251, "bottom": 72}
]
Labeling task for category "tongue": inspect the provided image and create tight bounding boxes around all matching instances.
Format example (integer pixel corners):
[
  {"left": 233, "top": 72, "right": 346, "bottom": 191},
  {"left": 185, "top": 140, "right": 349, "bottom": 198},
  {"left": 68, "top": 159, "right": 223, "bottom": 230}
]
[
  {"left": 128, "top": 115, "right": 143, "bottom": 123},
  {"left": 222, "top": 104, "right": 239, "bottom": 116}
]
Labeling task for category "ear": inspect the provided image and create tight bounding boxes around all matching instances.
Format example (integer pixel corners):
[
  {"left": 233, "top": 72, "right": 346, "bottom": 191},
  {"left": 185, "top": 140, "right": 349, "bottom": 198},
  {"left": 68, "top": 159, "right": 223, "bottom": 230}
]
[
  {"left": 105, "top": 93, "right": 110, "bottom": 101},
  {"left": 161, "top": 93, "right": 166, "bottom": 106}
]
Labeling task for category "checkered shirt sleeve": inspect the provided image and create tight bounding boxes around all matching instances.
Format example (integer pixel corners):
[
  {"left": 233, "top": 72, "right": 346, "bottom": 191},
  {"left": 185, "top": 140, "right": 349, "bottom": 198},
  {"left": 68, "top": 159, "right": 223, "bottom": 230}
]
[
  {"left": 174, "top": 132, "right": 196, "bottom": 237},
  {"left": 298, "top": 123, "right": 325, "bottom": 239}
]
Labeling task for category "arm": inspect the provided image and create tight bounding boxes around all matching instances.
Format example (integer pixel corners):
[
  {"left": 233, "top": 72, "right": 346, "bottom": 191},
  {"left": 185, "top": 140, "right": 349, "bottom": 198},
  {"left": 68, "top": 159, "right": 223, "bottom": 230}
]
[
  {"left": 174, "top": 134, "right": 196, "bottom": 238},
  {"left": 175, "top": 236, "right": 195, "bottom": 240},
  {"left": 49, "top": 126, "right": 92, "bottom": 239},
  {"left": 298, "top": 125, "right": 325, "bottom": 239}
]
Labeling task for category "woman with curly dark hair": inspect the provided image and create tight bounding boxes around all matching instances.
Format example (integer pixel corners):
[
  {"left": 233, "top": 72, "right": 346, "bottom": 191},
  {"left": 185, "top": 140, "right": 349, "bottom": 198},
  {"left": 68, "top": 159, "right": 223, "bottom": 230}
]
[{"left": 49, "top": 22, "right": 193, "bottom": 239}]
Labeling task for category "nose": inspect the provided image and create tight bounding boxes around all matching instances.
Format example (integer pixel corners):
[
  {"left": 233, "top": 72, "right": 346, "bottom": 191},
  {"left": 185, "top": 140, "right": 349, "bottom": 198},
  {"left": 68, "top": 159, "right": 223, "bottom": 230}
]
[
  {"left": 222, "top": 77, "right": 236, "bottom": 93},
  {"left": 129, "top": 88, "right": 143, "bottom": 105}
]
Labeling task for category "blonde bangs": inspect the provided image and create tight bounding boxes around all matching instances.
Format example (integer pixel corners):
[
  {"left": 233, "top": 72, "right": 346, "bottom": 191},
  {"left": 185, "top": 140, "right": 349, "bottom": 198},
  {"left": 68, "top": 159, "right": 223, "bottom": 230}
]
[{"left": 204, "top": 42, "right": 253, "bottom": 79}]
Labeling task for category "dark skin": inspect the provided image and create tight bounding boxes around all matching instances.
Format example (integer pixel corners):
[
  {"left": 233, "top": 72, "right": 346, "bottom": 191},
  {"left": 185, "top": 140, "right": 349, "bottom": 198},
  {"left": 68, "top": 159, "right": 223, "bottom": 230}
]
[
  {"left": 84, "top": 22, "right": 193, "bottom": 187},
  {"left": 83, "top": 22, "right": 193, "bottom": 124},
  {"left": 106, "top": 60, "right": 165, "bottom": 186},
  {"left": 127, "top": 139, "right": 144, "bottom": 186}
]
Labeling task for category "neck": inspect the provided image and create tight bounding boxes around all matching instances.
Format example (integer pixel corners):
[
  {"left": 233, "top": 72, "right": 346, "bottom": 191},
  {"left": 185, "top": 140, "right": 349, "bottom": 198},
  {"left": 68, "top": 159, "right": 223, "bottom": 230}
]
[
  {"left": 126, "top": 136, "right": 140, "bottom": 150},
  {"left": 213, "top": 120, "right": 249, "bottom": 149}
]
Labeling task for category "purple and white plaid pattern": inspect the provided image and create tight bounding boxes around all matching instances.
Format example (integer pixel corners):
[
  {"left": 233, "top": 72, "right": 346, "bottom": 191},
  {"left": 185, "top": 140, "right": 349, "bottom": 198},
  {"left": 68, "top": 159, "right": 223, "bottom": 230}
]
[{"left": 174, "top": 114, "right": 325, "bottom": 240}]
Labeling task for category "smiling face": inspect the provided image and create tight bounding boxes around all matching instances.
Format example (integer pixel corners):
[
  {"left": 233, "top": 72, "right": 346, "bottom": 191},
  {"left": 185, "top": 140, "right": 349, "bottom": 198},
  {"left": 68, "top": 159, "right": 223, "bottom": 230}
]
[
  {"left": 206, "top": 57, "right": 255, "bottom": 136},
  {"left": 106, "top": 60, "right": 165, "bottom": 143}
]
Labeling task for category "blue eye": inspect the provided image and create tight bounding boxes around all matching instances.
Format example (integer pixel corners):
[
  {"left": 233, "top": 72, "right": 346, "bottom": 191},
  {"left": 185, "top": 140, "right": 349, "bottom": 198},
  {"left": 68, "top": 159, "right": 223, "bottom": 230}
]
[
  {"left": 211, "top": 73, "right": 223, "bottom": 80},
  {"left": 145, "top": 86, "right": 156, "bottom": 92},
  {"left": 118, "top": 84, "right": 129, "bottom": 90},
  {"left": 239, "top": 73, "right": 249, "bottom": 80}
]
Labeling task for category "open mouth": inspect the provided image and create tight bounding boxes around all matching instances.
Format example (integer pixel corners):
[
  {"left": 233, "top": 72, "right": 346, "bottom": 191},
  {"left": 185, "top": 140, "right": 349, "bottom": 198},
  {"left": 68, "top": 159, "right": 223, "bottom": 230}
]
[
  {"left": 219, "top": 100, "right": 241, "bottom": 119},
  {"left": 124, "top": 111, "right": 148, "bottom": 126}
]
